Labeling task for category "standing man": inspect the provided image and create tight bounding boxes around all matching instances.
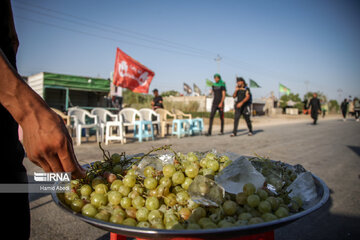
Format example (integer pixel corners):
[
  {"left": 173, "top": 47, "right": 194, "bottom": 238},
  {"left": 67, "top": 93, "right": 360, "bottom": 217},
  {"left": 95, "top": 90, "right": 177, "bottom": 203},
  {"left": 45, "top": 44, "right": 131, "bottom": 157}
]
[
  {"left": 340, "top": 98, "right": 348, "bottom": 121},
  {"left": 231, "top": 77, "right": 253, "bottom": 136},
  {"left": 354, "top": 97, "right": 360, "bottom": 122},
  {"left": 207, "top": 73, "right": 226, "bottom": 136},
  {"left": 151, "top": 89, "right": 163, "bottom": 110},
  {"left": 308, "top": 93, "right": 322, "bottom": 125},
  {"left": 1, "top": 1, "right": 85, "bottom": 239},
  {"left": 151, "top": 89, "right": 163, "bottom": 135}
]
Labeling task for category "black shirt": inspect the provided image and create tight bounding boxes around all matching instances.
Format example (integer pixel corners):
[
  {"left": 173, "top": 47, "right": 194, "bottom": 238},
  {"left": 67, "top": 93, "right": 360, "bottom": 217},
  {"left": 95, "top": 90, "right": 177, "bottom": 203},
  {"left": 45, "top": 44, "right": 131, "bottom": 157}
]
[
  {"left": 235, "top": 87, "right": 250, "bottom": 105},
  {"left": 212, "top": 85, "right": 226, "bottom": 105},
  {"left": 153, "top": 96, "right": 164, "bottom": 109},
  {"left": 309, "top": 97, "right": 321, "bottom": 112}
]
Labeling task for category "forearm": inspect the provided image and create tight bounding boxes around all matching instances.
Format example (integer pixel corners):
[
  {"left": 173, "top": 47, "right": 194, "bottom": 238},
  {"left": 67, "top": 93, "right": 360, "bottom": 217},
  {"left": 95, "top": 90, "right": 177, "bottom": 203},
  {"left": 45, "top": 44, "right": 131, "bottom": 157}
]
[
  {"left": 0, "top": 50, "right": 50, "bottom": 125},
  {"left": 220, "top": 91, "right": 225, "bottom": 105}
]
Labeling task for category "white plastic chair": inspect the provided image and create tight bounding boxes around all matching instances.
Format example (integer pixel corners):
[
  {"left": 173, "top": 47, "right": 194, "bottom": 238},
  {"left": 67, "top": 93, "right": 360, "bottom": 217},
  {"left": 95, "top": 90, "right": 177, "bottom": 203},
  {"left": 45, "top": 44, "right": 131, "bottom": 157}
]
[
  {"left": 119, "top": 108, "right": 142, "bottom": 128},
  {"left": 91, "top": 108, "right": 118, "bottom": 141},
  {"left": 68, "top": 108, "right": 100, "bottom": 145},
  {"left": 139, "top": 108, "right": 161, "bottom": 134}
]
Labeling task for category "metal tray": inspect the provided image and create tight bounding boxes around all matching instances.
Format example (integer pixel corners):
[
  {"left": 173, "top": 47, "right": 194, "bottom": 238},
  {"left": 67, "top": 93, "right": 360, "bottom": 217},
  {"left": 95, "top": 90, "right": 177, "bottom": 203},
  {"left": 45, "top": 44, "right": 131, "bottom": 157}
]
[{"left": 51, "top": 162, "right": 329, "bottom": 239}]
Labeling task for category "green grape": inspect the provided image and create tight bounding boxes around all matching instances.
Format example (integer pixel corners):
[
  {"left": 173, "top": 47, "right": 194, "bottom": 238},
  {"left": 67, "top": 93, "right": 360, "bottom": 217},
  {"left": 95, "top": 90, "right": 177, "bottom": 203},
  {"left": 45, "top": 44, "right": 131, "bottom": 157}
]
[
  {"left": 256, "top": 189, "right": 268, "bottom": 200},
  {"left": 109, "top": 214, "right": 124, "bottom": 224},
  {"left": 172, "top": 185, "right": 185, "bottom": 194},
  {"left": 187, "top": 223, "right": 201, "bottom": 229},
  {"left": 219, "top": 155, "right": 230, "bottom": 163},
  {"left": 261, "top": 213, "right": 278, "bottom": 222},
  {"left": 90, "top": 177, "right": 104, "bottom": 189},
  {"left": 132, "top": 184, "right": 145, "bottom": 194},
  {"left": 144, "top": 177, "right": 158, "bottom": 190},
  {"left": 187, "top": 152, "right": 198, "bottom": 162},
  {"left": 247, "top": 194, "right": 260, "bottom": 208},
  {"left": 176, "top": 191, "right": 190, "bottom": 205},
  {"left": 151, "top": 221, "right": 165, "bottom": 229},
  {"left": 185, "top": 165, "right": 199, "bottom": 178},
  {"left": 71, "top": 179, "right": 80, "bottom": 189},
  {"left": 159, "top": 177, "right": 172, "bottom": 188},
  {"left": 81, "top": 204, "right": 98, "bottom": 217},
  {"left": 236, "top": 192, "right": 248, "bottom": 205},
  {"left": 171, "top": 222, "right": 184, "bottom": 230},
  {"left": 218, "top": 221, "right": 234, "bottom": 228},
  {"left": 111, "top": 153, "right": 121, "bottom": 164},
  {"left": 164, "top": 193, "right": 177, "bottom": 207},
  {"left": 209, "top": 213, "right": 221, "bottom": 223},
  {"left": 163, "top": 164, "right": 176, "bottom": 177},
  {"left": 112, "top": 164, "right": 123, "bottom": 174},
  {"left": 203, "top": 222, "right": 218, "bottom": 229},
  {"left": 235, "top": 219, "right": 248, "bottom": 226},
  {"left": 187, "top": 199, "right": 199, "bottom": 210},
  {"left": 144, "top": 166, "right": 155, "bottom": 178},
  {"left": 266, "top": 196, "right": 280, "bottom": 211},
  {"left": 206, "top": 152, "right": 216, "bottom": 161},
  {"left": 238, "top": 212, "right": 252, "bottom": 221},
  {"left": 202, "top": 168, "right": 215, "bottom": 176},
  {"left": 128, "top": 190, "right": 140, "bottom": 199},
  {"left": 91, "top": 193, "right": 108, "bottom": 208},
  {"left": 132, "top": 196, "right": 145, "bottom": 209},
  {"left": 94, "top": 183, "right": 108, "bottom": 194},
  {"left": 94, "top": 212, "right": 110, "bottom": 222},
  {"left": 145, "top": 196, "right": 160, "bottom": 210},
  {"left": 113, "top": 208, "right": 126, "bottom": 218},
  {"left": 166, "top": 220, "right": 180, "bottom": 230},
  {"left": 71, "top": 199, "right": 85, "bottom": 212},
  {"left": 181, "top": 177, "right": 193, "bottom": 190},
  {"left": 137, "top": 221, "right": 151, "bottom": 228},
  {"left": 123, "top": 175, "right": 136, "bottom": 188},
  {"left": 64, "top": 192, "right": 79, "bottom": 205},
  {"left": 120, "top": 197, "right": 132, "bottom": 209},
  {"left": 206, "top": 159, "right": 220, "bottom": 172},
  {"left": 248, "top": 217, "right": 264, "bottom": 225},
  {"left": 188, "top": 207, "right": 206, "bottom": 222},
  {"left": 199, "top": 158, "right": 208, "bottom": 168},
  {"left": 243, "top": 183, "right": 256, "bottom": 196},
  {"left": 122, "top": 218, "right": 137, "bottom": 227},
  {"left": 148, "top": 210, "right": 163, "bottom": 224},
  {"left": 136, "top": 207, "right": 149, "bottom": 221},
  {"left": 108, "top": 191, "right": 122, "bottom": 206},
  {"left": 155, "top": 185, "right": 169, "bottom": 198},
  {"left": 223, "top": 160, "right": 232, "bottom": 168},
  {"left": 118, "top": 185, "right": 131, "bottom": 197},
  {"left": 80, "top": 184, "right": 92, "bottom": 196},
  {"left": 292, "top": 196, "right": 303, "bottom": 207},
  {"left": 126, "top": 168, "right": 136, "bottom": 176},
  {"left": 258, "top": 201, "right": 272, "bottom": 214},
  {"left": 275, "top": 206, "right": 289, "bottom": 218},
  {"left": 110, "top": 180, "right": 123, "bottom": 191},
  {"left": 164, "top": 213, "right": 179, "bottom": 225},
  {"left": 172, "top": 171, "right": 185, "bottom": 185},
  {"left": 249, "top": 208, "right": 261, "bottom": 217},
  {"left": 223, "top": 200, "right": 237, "bottom": 216}
]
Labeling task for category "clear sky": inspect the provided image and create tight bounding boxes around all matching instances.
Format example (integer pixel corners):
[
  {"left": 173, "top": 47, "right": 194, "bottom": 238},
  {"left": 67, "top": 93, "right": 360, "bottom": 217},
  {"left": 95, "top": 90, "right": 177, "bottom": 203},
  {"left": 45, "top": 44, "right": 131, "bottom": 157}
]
[{"left": 12, "top": 0, "right": 360, "bottom": 101}]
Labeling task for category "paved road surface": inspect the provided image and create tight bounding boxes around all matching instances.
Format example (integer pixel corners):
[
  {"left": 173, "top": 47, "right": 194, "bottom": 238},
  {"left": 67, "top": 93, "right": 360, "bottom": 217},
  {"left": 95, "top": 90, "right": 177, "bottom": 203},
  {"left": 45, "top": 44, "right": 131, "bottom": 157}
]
[{"left": 25, "top": 118, "right": 360, "bottom": 240}]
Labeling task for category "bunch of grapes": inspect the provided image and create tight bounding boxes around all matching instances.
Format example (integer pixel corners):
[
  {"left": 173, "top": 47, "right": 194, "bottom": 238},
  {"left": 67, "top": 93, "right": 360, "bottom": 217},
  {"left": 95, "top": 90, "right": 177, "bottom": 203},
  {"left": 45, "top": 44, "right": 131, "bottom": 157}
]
[{"left": 59, "top": 148, "right": 302, "bottom": 230}]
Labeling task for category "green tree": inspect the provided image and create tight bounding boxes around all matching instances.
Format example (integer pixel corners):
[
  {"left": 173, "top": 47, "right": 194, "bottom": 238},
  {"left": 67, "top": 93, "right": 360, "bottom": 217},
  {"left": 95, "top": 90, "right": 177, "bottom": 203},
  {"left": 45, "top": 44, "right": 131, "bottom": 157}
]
[
  {"left": 280, "top": 93, "right": 304, "bottom": 112},
  {"left": 304, "top": 92, "right": 327, "bottom": 102},
  {"left": 328, "top": 99, "right": 339, "bottom": 113},
  {"left": 122, "top": 90, "right": 152, "bottom": 108},
  {"left": 161, "top": 90, "right": 180, "bottom": 97}
]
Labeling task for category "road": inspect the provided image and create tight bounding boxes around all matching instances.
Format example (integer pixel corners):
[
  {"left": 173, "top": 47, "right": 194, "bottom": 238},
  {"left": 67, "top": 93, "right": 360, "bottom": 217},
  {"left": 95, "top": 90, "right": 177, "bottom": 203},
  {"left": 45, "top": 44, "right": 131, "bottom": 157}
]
[{"left": 24, "top": 118, "right": 360, "bottom": 240}]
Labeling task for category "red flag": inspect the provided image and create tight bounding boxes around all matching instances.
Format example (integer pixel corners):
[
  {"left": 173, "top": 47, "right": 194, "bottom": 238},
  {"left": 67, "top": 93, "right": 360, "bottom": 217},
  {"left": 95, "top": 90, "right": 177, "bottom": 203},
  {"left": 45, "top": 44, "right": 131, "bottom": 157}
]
[{"left": 113, "top": 48, "right": 155, "bottom": 93}]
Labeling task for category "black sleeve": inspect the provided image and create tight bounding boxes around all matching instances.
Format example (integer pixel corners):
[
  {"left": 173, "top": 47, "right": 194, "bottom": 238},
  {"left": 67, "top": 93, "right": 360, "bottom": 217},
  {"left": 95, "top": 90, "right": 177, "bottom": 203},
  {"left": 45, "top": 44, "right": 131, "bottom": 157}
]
[
  {"left": 221, "top": 86, "right": 226, "bottom": 92},
  {"left": 159, "top": 96, "right": 163, "bottom": 101}
]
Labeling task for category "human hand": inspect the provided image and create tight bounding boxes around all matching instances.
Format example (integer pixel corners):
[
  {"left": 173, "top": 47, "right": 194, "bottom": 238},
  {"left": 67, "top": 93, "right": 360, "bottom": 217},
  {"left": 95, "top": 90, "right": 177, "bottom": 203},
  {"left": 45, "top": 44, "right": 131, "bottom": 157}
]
[
  {"left": 236, "top": 102, "right": 243, "bottom": 108},
  {"left": 218, "top": 103, "right": 223, "bottom": 108},
  {"left": 21, "top": 108, "right": 86, "bottom": 179}
]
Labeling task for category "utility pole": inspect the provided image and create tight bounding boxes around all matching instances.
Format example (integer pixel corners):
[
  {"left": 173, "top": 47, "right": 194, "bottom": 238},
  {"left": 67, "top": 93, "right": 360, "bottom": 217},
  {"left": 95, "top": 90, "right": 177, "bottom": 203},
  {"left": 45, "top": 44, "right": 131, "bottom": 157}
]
[{"left": 214, "top": 54, "right": 222, "bottom": 73}]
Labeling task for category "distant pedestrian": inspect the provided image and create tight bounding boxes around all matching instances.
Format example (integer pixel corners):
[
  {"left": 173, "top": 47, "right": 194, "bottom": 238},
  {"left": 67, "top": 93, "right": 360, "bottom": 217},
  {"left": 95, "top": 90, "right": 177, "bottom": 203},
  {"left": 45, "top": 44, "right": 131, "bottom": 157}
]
[
  {"left": 340, "top": 98, "right": 348, "bottom": 121},
  {"left": 321, "top": 100, "right": 328, "bottom": 118},
  {"left": 354, "top": 97, "right": 360, "bottom": 122},
  {"left": 231, "top": 77, "right": 253, "bottom": 136},
  {"left": 151, "top": 89, "right": 163, "bottom": 110},
  {"left": 308, "top": 93, "right": 321, "bottom": 125},
  {"left": 206, "top": 73, "right": 226, "bottom": 136},
  {"left": 151, "top": 89, "right": 163, "bottom": 135}
]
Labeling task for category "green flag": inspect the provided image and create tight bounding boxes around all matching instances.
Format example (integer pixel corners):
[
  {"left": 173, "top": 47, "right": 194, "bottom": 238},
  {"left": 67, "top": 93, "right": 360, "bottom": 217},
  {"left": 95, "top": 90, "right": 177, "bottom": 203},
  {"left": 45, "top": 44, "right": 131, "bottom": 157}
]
[
  {"left": 279, "top": 83, "right": 291, "bottom": 95},
  {"left": 206, "top": 79, "right": 213, "bottom": 87},
  {"left": 250, "top": 79, "right": 261, "bottom": 88}
]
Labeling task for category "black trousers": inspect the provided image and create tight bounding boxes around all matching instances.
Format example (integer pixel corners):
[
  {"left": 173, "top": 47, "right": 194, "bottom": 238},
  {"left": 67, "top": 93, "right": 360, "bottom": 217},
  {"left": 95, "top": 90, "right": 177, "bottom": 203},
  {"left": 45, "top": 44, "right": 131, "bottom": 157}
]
[
  {"left": 208, "top": 104, "right": 224, "bottom": 134},
  {"left": 355, "top": 110, "right": 360, "bottom": 120},
  {"left": 233, "top": 105, "right": 253, "bottom": 135},
  {"left": 0, "top": 46, "right": 30, "bottom": 239},
  {"left": 311, "top": 111, "right": 319, "bottom": 124},
  {"left": 342, "top": 109, "right": 347, "bottom": 118}
]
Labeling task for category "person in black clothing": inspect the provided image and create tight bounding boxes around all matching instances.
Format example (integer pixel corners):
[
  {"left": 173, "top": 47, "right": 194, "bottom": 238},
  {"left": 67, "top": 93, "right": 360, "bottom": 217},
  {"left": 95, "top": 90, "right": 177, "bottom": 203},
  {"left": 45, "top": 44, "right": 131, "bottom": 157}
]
[
  {"left": 1, "top": 2, "right": 85, "bottom": 239},
  {"left": 340, "top": 98, "right": 348, "bottom": 121},
  {"left": 151, "top": 89, "right": 164, "bottom": 110},
  {"left": 308, "top": 93, "right": 322, "bottom": 125},
  {"left": 231, "top": 77, "right": 253, "bottom": 136},
  {"left": 151, "top": 89, "right": 163, "bottom": 135},
  {"left": 207, "top": 73, "right": 226, "bottom": 136}
]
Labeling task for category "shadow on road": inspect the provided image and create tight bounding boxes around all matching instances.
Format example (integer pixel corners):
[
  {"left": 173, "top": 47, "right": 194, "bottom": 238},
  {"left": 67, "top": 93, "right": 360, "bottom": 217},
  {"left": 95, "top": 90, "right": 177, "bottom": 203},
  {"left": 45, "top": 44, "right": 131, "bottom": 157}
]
[{"left": 347, "top": 146, "right": 360, "bottom": 157}]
